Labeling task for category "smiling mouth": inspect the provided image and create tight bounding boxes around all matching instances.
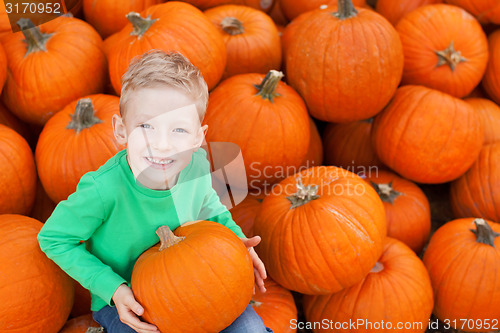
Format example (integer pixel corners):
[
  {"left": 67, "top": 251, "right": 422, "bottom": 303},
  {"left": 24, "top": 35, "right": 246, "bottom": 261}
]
[{"left": 145, "top": 157, "right": 175, "bottom": 165}]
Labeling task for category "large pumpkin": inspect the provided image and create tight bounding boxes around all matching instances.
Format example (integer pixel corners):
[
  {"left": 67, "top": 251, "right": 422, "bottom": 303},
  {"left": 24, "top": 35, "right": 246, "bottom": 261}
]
[
  {"left": 375, "top": 0, "right": 443, "bottom": 26},
  {"left": 131, "top": 221, "right": 254, "bottom": 333},
  {"left": 83, "top": 0, "right": 164, "bottom": 38},
  {"left": 204, "top": 4, "right": 281, "bottom": 80},
  {"left": 279, "top": 0, "right": 366, "bottom": 21},
  {"left": 450, "top": 143, "right": 500, "bottom": 222},
  {"left": 366, "top": 170, "right": 431, "bottom": 254},
  {"left": 465, "top": 98, "right": 500, "bottom": 145},
  {"left": 254, "top": 166, "right": 386, "bottom": 294},
  {"left": 482, "top": 30, "right": 500, "bottom": 105},
  {"left": 251, "top": 278, "right": 297, "bottom": 333},
  {"left": 203, "top": 70, "right": 310, "bottom": 190},
  {"left": 371, "top": 85, "right": 483, "bottom": 184},
  {"left": 0, "top": 124, "right": 37, "bottom": 215},
  {"left": 323, "top": 119, "right": 383, "bottom": 173},
  {"left": 104, "top": 2, "right": 226, "bottom": 94},
  {"left": 445, "top": 0, "right": 500, "bottom": 24},
  {"left": 0, "top": 214, "right": 74, "bottom": 332},
  {"left": 285, "top": 0, "right": 404, "bottom": 122},
  {"left": 1, "top": 16, "right": 107, "bottom": 125},
  {"left": 35, "top": 95, "right": 124, "bottom": 203},
  {"left": 396, "top": 4, "right": 488, "bottom": 98},
  {"left": 304, "top": 237, "right": 433, "bottom": 333},
  {"left": 423, "top": 218, "right": 500, "bottom": 331}
]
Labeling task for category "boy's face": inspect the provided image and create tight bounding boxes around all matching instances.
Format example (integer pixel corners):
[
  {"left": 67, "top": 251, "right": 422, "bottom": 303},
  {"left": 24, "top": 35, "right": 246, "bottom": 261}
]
[{"left": 112, "top": 86, "right": 207, "bottom": 190}]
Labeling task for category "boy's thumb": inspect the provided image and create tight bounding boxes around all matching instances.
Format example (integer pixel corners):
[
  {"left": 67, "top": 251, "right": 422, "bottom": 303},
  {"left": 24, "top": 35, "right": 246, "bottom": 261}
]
[{"left": 133, "top": 303, "right": 144, "bottom": 316}]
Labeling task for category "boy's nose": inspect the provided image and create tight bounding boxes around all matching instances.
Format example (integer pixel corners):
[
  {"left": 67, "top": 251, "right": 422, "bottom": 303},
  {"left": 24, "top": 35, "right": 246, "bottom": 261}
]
[{"left": 151, "top": 131, "right": 172, "bottom": 152}]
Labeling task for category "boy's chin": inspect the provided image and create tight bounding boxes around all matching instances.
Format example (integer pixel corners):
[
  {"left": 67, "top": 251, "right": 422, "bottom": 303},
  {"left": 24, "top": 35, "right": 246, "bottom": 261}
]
[{"left": 134, "top": 171, "right": 177, "bottom": 190}]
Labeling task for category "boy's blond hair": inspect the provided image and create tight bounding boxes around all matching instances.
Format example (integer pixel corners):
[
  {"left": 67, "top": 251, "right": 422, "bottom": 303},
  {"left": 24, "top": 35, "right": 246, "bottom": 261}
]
[{"left": 120, "top": 50, "right": 209, "bottom": 121}]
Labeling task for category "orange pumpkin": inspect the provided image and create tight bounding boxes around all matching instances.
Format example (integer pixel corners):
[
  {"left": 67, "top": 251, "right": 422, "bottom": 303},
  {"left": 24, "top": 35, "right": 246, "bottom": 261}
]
[
  {"left": 251, "top": 278, "right": 297, "bottom": 333},
  {"left": 482, "top": 30, "right": 500, "bottom": 105},
  {"left": 229, "top": 196, "right": 262, "bottom": 237},
  {"left": 179, "top": 0, "right": 274, "bottom": 12},
  {"left": 376, "top": 0, "right": 443, "bottom": 26},
  {"left": 35, "top": 95, "right": 124, "bottom": 203},
  {"left": 304, "top": 237, "right": 433, "bottom": 333},
  {"left": 279, "top": 0, "right": 366, "bottom": 21},
  {"left": 254, "top": 166, "right": 386, "bottom": 294},
  {"left": 0, "top": 124, "right": 37, "bottom": 215},
  {"left": 104, "top": 2, "right": 226, "bottom": 94},
  {"left": 366, "top": 170, "right": 431, "bottom": 254},
  {"left": 0, "top": 101, "right": 31, "bottom": 143},
  {"left": 70, "top": 279, "right": 92, "bottom": 318},
  {"left": 450, "top": 143, "right": 500, "bottom": 222},
  {"left": 59, "top": 314, "right": 100, "bottom": 333},
  {"left": 29, "top": 179, "right": 56, "bottom": 223},
  {"left": 1, "top": 16, "right": 107, "bottom": 125},
  {"left": 203, "top": 70, "right": 310, "bottom": 190},
  {"left": 423, "top": 218, "right": 500, "bottom": 331},
  {"left": 0, "top": 1, "right": 12, "bottom": 37},
  {"left": 396, "top": 4, "right": 488, "bottom": 98},
  {"left": 445, "top": 0, "right": 500, "bottom": 24},
  {"left": 465, "top": 98, "right": 500, "bottom": 145},
  {"left": 323, "top": 119, "right": 383, "bottom": 173},
  {"left": 269, "top": 0, "right": 288, "bottom": 26},
  {"left": 371, "top": 85, "right": 483, "bottom": 184},
  {"left": 280, "top": 10, "right": 314, "bottom": 72},
  {"left": 285, "top": 1, "right": 403, "bottom": 122},
  {"left": 204, "top": 5, "right": 281, "bottom": 80},
  {"left": 0, "top": 214, "right": 74, "bottom": 332},
  {"left": 83, "top": 0, "right": 163, "bottom": 38},
  {"left": 301, "top": 117, "right": 323, "bottom": 168},
  {"left": 131, "top": 221, "right": 254, "bottom": 333}
]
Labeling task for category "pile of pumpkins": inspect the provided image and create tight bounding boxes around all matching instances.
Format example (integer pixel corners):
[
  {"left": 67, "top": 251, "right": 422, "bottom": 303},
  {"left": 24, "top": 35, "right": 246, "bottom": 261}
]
[{"left": 0, "top": 0, "right": 499, "bottom": 332}]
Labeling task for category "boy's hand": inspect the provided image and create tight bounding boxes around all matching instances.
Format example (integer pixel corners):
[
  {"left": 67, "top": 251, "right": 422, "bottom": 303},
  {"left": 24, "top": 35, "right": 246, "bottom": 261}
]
[
  {"left": 240, "top": 236, "right": 267, "bottom": 294},
  {"left": 112, "top": 284, "right": 160, "bottom": 333}
]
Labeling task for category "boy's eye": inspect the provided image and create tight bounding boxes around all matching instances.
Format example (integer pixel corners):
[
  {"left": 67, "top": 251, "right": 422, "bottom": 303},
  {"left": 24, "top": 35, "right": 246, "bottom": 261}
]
[
  {"left": 139, "top": 124, "right": 152, "bottom": 129},
  {"left": 174, "top": 128, "right": 187, "bottom": 133}
]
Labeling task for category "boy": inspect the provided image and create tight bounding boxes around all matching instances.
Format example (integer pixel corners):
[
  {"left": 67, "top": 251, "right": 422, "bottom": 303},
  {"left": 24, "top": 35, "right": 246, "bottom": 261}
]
[{"left": 37, "top": 50, "right": 271, "bottom": 333}]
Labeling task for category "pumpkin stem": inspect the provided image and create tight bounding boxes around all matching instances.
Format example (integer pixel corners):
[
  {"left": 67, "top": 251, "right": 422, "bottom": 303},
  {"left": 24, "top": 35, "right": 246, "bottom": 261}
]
[
  {"left": 370, "top": 261, "right": 384, "bottom": 273},
  {"left": 127, "top": 12, "right": 158, "bottom": 38},
  {"left": 66, "top": 98, "right": 103, "bottom": 134},
  {"left": 220, "top": 17, "right": 244, "bottom": 35},
  {"left": 369, "top": 181, "right": 402, "bottom": 204},
  {"left": 254, "top": 70, "right": 284, "bottom": 102},
  {"left": 250, "top": 299, "right": 263, "bottom": 307},
  {"left": 286, "top": 178, "right": 320, "bottom": 208},
  {"left": 333, "top": 0, "right": 358, "bottom": 20},
  {"left": 435, "top": 41, "right": 467, "bottom": 71},
  {"left": 470, "top": 218, "right": 499, "bottom": 247},
  {"left": 156, "top": 226, "right": 185, "bottom": 251},
  {"left": 17, "top": 18, "right": 53, "bottom": 55},
  {"left": 85, "top": 328, "right": 104, "bottom": 333}
]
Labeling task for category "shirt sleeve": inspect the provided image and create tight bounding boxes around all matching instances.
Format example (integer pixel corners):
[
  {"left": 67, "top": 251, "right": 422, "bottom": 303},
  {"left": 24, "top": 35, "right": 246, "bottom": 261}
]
[{"left": 37, "top": 173, "right": 126, "bottom": 306}]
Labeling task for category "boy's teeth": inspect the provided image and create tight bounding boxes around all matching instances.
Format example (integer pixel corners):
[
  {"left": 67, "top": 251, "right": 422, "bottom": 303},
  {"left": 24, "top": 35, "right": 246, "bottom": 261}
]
[{"left": 146, "top": 157, "right": 173, "bottom": 165}]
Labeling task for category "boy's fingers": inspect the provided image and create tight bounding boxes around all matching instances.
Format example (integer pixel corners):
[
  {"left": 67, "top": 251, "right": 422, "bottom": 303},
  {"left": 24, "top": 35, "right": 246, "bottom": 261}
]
[{"left": 125, "top": 312, "right": 159, "bottom": 332}]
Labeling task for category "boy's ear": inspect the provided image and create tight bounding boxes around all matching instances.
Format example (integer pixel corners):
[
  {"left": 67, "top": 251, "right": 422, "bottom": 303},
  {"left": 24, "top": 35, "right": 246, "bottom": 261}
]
[
  {"left": 194, "top": 124, "right": 208, "bottom": 149},
  {"left": 112, "top": 114, "right": 128, "bottom": 145}
]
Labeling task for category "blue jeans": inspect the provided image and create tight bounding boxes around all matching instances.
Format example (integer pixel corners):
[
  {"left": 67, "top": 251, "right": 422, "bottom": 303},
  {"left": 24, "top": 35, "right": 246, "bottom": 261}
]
[{"left": 93, "top": 304, "right": 273, "bottom": 333}]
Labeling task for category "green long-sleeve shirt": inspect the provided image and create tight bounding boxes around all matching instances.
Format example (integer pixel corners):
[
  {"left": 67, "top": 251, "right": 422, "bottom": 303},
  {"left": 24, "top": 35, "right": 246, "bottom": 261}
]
[{"left": 37, "top": 148, "right": 245, "bottom": 311}]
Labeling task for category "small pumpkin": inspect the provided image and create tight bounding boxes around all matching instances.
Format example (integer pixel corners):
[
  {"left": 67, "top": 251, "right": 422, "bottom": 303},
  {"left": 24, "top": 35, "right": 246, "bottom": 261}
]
[
  {"left": 269, "top": 0, "right": 288, "bottom": 26},
  {"left": 371, "top": 85, "right": 483, "bottom": 184},
  {"left": 375, "top": 0, "right": 443, "bottom": 26},
  {"left": 396, "top": 4, "right": 488, "bottom": 98},
  {"left": 204, "top": 5, "right": 281, "bottom": 79},
  {"left": 366, "top": 170, "right": 431, "bottom": 254},
  {"left": 279, "top": 0, "right": 366, "bottom": 21},
  {"left": 450, "top": 143, "right": 500, "bottom": 222},
  {"left": 229, "top": 196, "right": 262, "bottom": 238},
  {"left": 465, "top": 98, "right": 500, "bottom": 145},
  {"left": 83, "top": 0, "right": 163, "bottom": 38},
  {"left": 445, "top": 0, "right": 500, "bottom": 24},
  {"left": 29, "top": 179, "right": 56, "bottom": 223},
  {"left": 0, "top": 101, "right": 31, "bottom": 143},
  {"left": 180, "top": 0, "right": 275, "bottom": 12},
  {"left": 301, "top": 117, "right": 323, "bottom": 168},
  {"left": 104, "top": 2, "right": 227, "bottom": 94},
  {"left": 482, "top": 30, "right": 500, "bottom": 105},
  {"left": 131, "top": 221, "right": 254, "bottom": 333},
  {"left": 423, "top": 218, "right": 500, "bottom": 331},
  {"left": 251, "top": 278, "right": 297, "bottom": 333},
  {"left": 59, "top": 314, "right": 100, "bottom": 333},
  {"left": 0, "top": 214, "right": 74, "bottom": 332},
  {"left": 1, "top": 16, "right": 107, "bottom": 125},
  {"left": 285, "top": 0, "right": 404, "bottom": 122},
  {"left": 0, "top": 124, "right": 37, "bottom": 215},
  {"left": 203, "top": 70, "right": 310, "bottom": 189},
  {"left": 323, "top": 119, "right": 383, "bottom": 173},
  {"left": 70, "top": 279, "right": 92, "bottom": 318},
  {"left": 304, "top": 237, "right": 433, "bottom": 333},
  {"left": 35, "top": 95, "right": 124, "bottom": 203},
  {"left": 254, "top": 166, "right": 386, "bottom": 295}
]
